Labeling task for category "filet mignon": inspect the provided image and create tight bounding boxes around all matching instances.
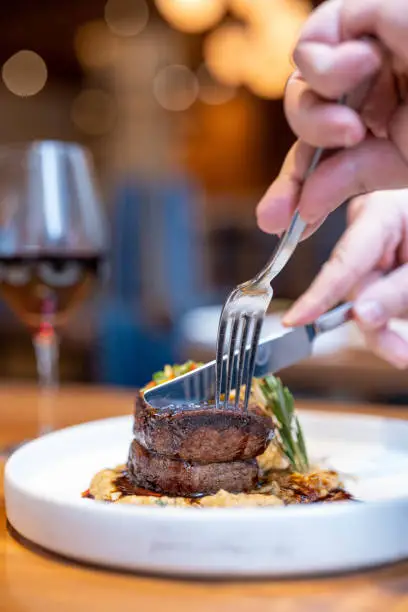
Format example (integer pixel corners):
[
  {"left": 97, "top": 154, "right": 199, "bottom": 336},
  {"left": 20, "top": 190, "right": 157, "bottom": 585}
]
[
  {"left": 133, "top": 391, "right": 274, "bottom": 463},
  {"left": 127, "top": 440, "right": 259, "bottom": 497}
]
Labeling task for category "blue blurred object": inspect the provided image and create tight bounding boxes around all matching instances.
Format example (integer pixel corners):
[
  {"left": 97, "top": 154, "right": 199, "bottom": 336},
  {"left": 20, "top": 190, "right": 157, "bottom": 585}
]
[
  {"left": 95, "top": 174, "right": 214, "bottom": 388},
  {"left": 95, "top": 297, "right": 176, "bottom": 387}
]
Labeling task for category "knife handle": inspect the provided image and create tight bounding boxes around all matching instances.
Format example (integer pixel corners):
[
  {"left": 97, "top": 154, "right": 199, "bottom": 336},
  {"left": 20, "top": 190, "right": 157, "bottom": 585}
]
[{"left": 312, "top": 302, "right": 354, "bottom": 336}]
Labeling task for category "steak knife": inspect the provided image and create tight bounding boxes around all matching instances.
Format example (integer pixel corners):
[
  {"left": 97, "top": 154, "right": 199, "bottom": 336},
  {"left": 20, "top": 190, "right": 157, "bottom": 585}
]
[{"left": 145, "top": 302, "right": 353, "bottom": 407}]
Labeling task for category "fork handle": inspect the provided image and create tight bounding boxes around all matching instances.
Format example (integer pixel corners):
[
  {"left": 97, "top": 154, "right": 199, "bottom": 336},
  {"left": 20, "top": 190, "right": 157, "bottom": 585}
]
[
  {"left": 255, "top": 139, "right": 336, "bottom": 287},
  {"left": 312, "top": 302, "right": 354, "bottom": 336},
  {"left": 255, "top": 210, "right": 307, "bottom": 285}
]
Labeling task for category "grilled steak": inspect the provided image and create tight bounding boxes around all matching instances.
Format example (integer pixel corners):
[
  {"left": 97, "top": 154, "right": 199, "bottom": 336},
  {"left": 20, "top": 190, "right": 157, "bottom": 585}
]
[
  {"left": 133, "top": 392, "right": 274, "bottom": 463},
  {"left": 127, "top": 440, "right": 258, "bottom": 497}
]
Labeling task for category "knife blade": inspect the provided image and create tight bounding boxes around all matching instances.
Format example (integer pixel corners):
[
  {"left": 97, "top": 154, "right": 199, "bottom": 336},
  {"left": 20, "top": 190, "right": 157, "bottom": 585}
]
[{"left": 145, "top": 302, "right": 353, "bottom": 407}]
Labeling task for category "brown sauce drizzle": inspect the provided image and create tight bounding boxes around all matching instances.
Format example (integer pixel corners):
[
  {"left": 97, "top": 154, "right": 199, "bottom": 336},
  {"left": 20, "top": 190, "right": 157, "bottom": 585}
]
[
  {"left": 114, "top": 471, "right": 163, "bottom": 498},
  {"left": 315, "top": 488, "right": 355, "bottom": 503}
]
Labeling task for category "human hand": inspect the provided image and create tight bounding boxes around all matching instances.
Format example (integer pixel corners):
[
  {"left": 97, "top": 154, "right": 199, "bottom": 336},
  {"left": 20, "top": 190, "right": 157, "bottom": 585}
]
[
  {"left": 283, "top": 189, "right": 408, "bottom": 369},
  {"left": 257, "top": 0, "right": 408, "bottom": 237}
]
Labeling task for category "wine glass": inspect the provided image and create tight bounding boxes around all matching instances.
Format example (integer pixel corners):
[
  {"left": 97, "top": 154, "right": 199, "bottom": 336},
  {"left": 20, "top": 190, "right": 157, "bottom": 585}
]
[{"left": 0, "top": 140, "right": 108, "bottom": 453}]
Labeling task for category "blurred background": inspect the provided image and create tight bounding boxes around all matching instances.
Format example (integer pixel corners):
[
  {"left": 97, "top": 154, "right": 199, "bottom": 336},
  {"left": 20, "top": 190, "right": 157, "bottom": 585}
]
[{"left": 0, "top": 0, "right": 404, "bottom": 404}]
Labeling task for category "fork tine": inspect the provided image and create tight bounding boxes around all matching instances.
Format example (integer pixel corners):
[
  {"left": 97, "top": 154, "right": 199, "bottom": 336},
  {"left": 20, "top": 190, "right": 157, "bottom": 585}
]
[
  {"left": 203, "top": 366, "right": 209, "bottom": 400},
  {"left": 194, "top": 370, "right": 201, "bottom": 401},
  {"left": 234, "top": 313, "right": 250, "bottom": 409},
  {"left": 215, "top": 316, "right": 228, "bottom": 409},
  {"left": 224, "top": 314, "right": 240, "bottom": 409},
  {"left": 183, "top": 376, "right": 191, "bottom": 402},
  {"left": 209, "top": 366, "right": 215, "bottom": 399},
  {"left": 243, "top": 314, "right": 264, "bottom": 412}
]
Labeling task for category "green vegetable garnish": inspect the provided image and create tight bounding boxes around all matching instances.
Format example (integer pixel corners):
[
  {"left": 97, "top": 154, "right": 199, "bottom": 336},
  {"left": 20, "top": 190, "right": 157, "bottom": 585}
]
[
  {"left": 152, "top": 371, "right": 168, "bottom": 384},
  {"left": 258, "top": 375, "right": 309, "bottom": 473},
  {"left": 145, "top": 361, "right": 204, "bottom": 390}
]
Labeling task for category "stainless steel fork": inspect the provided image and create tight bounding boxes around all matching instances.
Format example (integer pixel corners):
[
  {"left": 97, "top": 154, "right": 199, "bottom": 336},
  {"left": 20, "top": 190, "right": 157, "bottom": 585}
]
[
  {"left": 214, "top": 182, "right": 316, "bottom": 412},
  {"left": 215, "top": 101, "right": 348, "bottom": 411}
]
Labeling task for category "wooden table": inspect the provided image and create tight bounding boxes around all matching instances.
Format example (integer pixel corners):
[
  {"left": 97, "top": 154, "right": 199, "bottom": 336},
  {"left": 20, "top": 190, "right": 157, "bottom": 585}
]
[{"left": 3, "top": 386, "right": 408, "bottom": 611}]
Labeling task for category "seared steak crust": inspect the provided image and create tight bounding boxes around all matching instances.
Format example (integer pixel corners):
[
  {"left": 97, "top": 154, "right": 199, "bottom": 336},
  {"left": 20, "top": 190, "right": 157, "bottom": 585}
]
[{"left": 133, "top": 392, "right": 274, "bottom": 463}]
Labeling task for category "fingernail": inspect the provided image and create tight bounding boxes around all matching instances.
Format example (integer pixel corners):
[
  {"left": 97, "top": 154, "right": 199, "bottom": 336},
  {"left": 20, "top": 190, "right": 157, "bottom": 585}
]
[
  {"left": 282, "top": 308, "right": 297, "bottom": 327},
  {"left": 282, "top": 314, "right": 294, "bottom": 327},
  {"left": 295, "top": 44, "right": 333, "bottom": 74},
  {"left": 282, "top": 299, "right": 312, "bottom": 327},
  {"left": 355, "top": 300, "right": 385, "bottom": 327},
  {"left": 312, "top": 53, "right": 333, "bottom": 74}
]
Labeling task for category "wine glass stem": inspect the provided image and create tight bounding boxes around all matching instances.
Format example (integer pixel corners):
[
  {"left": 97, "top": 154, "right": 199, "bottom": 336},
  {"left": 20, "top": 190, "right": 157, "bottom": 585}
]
[{"left": 33, "top": 325, "right": 59, "bottom": 436}]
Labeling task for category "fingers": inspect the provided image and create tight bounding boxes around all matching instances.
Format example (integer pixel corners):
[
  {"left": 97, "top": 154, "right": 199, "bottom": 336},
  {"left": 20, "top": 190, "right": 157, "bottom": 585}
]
[
  {"left": 257, "top": 136, "right": 408, "bottom": 237},
  {"left": 294, "top": 0, "right": 383, "bottom": 99},
  {"left": 356, "top": 263, "right": 408, "bottom": 369},
  {"left": 297, "top": 137, "right": 408, "bottom": 226},
  {"left": 363, "top": 326, "right": 408, "bottom": 369},
  {"left": 293, "top": 40, "right": 383, "bottom": 100},
  {"left": 284, "top": 61, "right": 397, "bottom": 149},
  {"left": 342, "top": 0, "right": 408, "bottom": 65},
  {"left": 285, "top": 73, "right": 366, "bottom": 148},
  {"left": 354, "top": 264, "right": 408, "bottom": 330},
  {"left": 297, "top": 0, "right": 343, "bottom": 45},
  {"left": 296, "top": 0, "right": 408, "bottom": 69},
  {"left": 348, "top": 270, "right": 384, "bottom": 300},
  {"left": 359, "top": 64, "right": 399, "bottom": 138},
  {"left": 282, "top": 190, "right": 405, "bottom": 325},
  {"left": 256, "top": 140, "right": 314, "bottom": 235}
]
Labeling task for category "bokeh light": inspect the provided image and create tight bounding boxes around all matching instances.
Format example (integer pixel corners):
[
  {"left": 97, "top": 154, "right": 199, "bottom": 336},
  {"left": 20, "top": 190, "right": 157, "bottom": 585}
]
[
  {"left": 203, "top": 24, "right": 247, "bottom": 87},
  {"left": 243, "top": 46, "right": 293, "bottom": 99},
  {"left": 203, "top": 0, "right": 311, "bottom": 99},
  {"left": 74, "top": 20, "right": 115, "bottom": 69},
  {"left": 2, "top": 51, "right": 47, "bottom": 97},
  {"left": 104, "top": 0, "right": 149, "bottom": 37},
  {"left": 242, "top": 0, "right": 311, "bottom": 98},
  {"left": 155, "top": 0, "right": 226, "bottom": 33},
  {"left": 230, "top": 0, "right": 310, "bottom": 24},
  {"left": 196, "top": 64, "right": 236, "bottom": 105},
  {"left": 71, "top": 89, "right": 117, "bottom": 135},
  {"left": 228, "top": 0, "right": 265, "bottom": 21},
  {"left": 153, "top": 65, "right": 199, "bottom": 111}
]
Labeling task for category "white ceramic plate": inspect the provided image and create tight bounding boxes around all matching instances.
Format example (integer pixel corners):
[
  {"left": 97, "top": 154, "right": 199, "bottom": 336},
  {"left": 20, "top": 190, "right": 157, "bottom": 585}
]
[{"left": 5, "top": 411, "right": 408, "bottom": 578}]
